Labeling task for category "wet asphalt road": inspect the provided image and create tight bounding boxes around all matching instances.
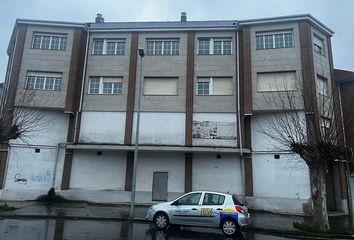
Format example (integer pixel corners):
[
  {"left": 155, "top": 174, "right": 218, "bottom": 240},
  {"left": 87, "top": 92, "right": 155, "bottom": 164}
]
[{"left": 0, "top": 218, "right": 340, "bottom": 240}]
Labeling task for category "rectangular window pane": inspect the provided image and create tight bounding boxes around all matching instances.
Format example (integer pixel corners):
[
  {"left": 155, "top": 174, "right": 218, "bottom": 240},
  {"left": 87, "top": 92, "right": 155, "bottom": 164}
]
[
  {"left": 116, "top": 42, "right": 125, "bottom": 55},
  {"left": 171, "top": 41, "right": 179, "bottom": 55},
  {"left": 214, "top": 41, "right": 222, "bottom": 55},
  {"left": 54, "top": 78, "right": 62, "bottom": 91},
  {"left": 45, "top": 77, "right": 54, "bottom": 90},
  {"left": 317, "top": 76, "right": 328, "bottom": 96},
  {"left": 106, "top": 42, "right": 116, "bottom": 55},
  {"left": 197, "top": 82, "right": 210, "bottom": 95},
  {"left": 274, "top": 34, "right": 283, "bottom": 48},
  {"left": 198, "top": 39, "right": 210, "bottom": 55},
  {"left": 154, "top": 41, "right": 163, "bottom": 55},
  {"left": 256, "top": 35, "right": 264, "bottom": 49},
  {"left": 35, "top": 77, "right": 45, "bottom": 89},
  {"left": 163, "top": 41, "right": 171, "bottom": 55},
  {"left": 113, "top": 82, "right": 123, "bottom": 94},
  {"left": 284, "top": 33, "right": 293, "bottom": 47},
  {"left": 59, "top": 37, "right": 67, "bottom": 51},
  {"left": 264, "top": 35, "right": 273, "bottom": 49},
  {"left": 51, "top": 36, "right": 60, "bottom": 50},
  {"left": 41, "top": 36, "right": 51, "bottom": 50},
  {"left": 146, "top": 41, "right": 154, "bottom": 55},
  {"left": 93, "top": 41, "right": 104, "bottom": 55},
  {"left": 223, "top": 41, "right": 231, "bottom": 54},
  {"left": 89, "top": 78, "right": 100, "bottom": 94},
  {"left": 26, "top": 76, "right": 36, "bottom": 89},
  {"left": 103, "top": 82, "right": 113, "bottom": 94},
  {"left": 32, "top": 35, "right": 42, "bottom": 49}
]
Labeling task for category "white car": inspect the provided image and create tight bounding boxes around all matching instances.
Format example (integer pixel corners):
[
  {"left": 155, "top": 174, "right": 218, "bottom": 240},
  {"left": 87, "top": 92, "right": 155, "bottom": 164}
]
[{"left": 146, "top": 191, "right": 250, "bottom": 236}]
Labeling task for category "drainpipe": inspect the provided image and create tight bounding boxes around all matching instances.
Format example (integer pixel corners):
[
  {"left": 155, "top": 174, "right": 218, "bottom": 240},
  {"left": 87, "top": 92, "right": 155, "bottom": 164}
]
[{"left": 236, "top": 30, "right": 245, "bottom": 196}]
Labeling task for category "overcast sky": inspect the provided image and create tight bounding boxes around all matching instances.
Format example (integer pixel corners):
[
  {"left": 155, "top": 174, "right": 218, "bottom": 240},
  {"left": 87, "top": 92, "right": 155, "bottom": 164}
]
[{"left": 1, "top": 0, "right": 353, "bottom": 81}]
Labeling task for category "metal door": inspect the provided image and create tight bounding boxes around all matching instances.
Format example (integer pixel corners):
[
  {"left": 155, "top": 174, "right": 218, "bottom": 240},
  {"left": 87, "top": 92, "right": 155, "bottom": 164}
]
[{"left": 152, "top": 172, "right": 168, "bottom": 201}]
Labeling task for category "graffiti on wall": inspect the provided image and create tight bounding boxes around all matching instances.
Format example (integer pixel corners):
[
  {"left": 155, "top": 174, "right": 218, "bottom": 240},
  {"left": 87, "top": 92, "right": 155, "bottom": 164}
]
[
  {"left": 192, "top": 121, "right": 236, "bottom": 140},
  {"left": 14, "top": 170, "right": 51, "bottom": 184},
  {"left": 14, "top": 174, "right": 27, "bottom": 184}
]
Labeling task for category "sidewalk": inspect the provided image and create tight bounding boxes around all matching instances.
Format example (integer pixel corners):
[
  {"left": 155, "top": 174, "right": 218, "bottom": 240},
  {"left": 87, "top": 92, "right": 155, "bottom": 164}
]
[{"left": 0, "top": 201, "right": 352, "bottom": 239}]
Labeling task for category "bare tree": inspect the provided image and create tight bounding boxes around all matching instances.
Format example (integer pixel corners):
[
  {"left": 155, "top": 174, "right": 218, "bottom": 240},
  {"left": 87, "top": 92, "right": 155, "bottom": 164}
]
[
  {"left": 256, "top": 75, "right": 350, "bottom": 231},
  {"left": 0, "top": 89, "right": 51, "bottom": 144}
]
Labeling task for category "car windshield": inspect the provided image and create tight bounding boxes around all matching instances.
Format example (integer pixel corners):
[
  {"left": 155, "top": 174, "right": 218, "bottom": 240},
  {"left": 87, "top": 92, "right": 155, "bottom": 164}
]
[{"left": 232, "top": 194, "right": 244, "bottom": 206}]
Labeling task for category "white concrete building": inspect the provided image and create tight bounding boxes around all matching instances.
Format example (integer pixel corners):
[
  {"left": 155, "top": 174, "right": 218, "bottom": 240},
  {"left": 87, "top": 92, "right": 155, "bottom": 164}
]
[{"left": 0, "top": 13, "right": 348, "bottom": 214}]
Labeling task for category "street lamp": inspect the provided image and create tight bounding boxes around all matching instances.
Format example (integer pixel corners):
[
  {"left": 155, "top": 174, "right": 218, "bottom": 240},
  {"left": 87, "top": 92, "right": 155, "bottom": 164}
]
[{"left": 129, "top": 48, "right": 145, "bottom": 218}]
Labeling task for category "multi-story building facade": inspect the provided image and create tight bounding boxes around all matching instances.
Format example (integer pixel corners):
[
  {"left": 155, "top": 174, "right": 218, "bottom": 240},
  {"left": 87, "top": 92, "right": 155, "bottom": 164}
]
[{"left": 1, "top": 13, "right": 348, "bottom": 214}]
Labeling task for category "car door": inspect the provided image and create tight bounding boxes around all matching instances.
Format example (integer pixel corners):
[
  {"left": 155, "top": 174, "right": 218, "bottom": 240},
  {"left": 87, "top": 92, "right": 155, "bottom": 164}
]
[
  {"left": 169, "top": 192, "right": 202, "bottom": 225},
  {"left": 198, "top": 193, "right": 227, "bottom": 227}
]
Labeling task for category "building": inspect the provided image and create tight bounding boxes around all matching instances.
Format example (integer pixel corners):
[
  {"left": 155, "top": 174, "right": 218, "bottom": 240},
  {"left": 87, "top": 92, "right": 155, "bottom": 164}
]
[{"left": 0, "top": 13, "right": 348, "bottom": 214}]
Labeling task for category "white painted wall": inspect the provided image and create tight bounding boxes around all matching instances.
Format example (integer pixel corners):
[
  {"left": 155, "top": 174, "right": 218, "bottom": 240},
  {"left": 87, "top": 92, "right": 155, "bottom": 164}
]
[
  {"left": 253, "top": 153, "right": 311, "bottom": 199},
  {"left": 252, "top": 111, "right": 306, "bottom": 151},
  {"left": 10, "top": 109, "right": 69, "bottom": 146},
  {"left": 132, "top": 112, "right": 185, "bottom": 145},
  {"left": 69, "top": 150, "right": 126, "bottom": 190},
  {"left": 79, "top": 111, "right": 126, "bottom": 144},
  {"left": 136, "top": 152, "right": 185, "bottom": 192},
  {"left": 192, "top": 113, "right": 237, "bottom": 147},
  {"left": 193, "top": 153, "right": 242, "bottom": 195},
  {"left": 4, "top": 146, "right": 57, "bottom": 190}
]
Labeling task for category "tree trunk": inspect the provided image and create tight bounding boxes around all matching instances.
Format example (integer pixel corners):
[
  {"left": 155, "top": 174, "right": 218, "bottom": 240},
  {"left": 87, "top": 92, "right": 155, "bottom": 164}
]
[{"left": 310, "top": 165, "right": 330, "bottom": 231}]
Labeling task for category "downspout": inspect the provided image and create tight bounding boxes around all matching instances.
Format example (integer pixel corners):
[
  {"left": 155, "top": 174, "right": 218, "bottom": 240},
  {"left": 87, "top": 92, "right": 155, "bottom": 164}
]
[
  {"left": 236, "top": 29, "right": 245, "bottom": 195},
  {"left": 74, "top": 26, "right": 90, "bottom": 143}
]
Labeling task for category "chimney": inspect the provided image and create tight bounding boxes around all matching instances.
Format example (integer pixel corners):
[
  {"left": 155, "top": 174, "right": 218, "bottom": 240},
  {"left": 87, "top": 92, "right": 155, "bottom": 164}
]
[
  {"left": 181, "top": 12, "right": 187, "bottom": 22},
  {"left": 95, "top": 13, "right": 104, "bottom": 23}
]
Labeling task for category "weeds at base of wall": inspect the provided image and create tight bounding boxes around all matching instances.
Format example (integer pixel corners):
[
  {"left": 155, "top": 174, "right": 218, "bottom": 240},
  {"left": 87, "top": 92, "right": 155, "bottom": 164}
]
[
  {"left": 0, "top": 202, "right": 16, "bottom": 212},
  {"left": 293, "top": 221, "right": 354, "bottom": 235}
]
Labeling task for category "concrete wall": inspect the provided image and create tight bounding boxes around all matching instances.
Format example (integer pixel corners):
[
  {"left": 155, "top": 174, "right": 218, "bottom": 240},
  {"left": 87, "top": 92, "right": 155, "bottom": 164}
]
[
  {"left": 132, "top": 112, "right": 185, "bottom": 145},
  {"left": 79, "top": 111, "right": 126, "bottom": 144},
  {"left": 193, "top": 153, "right": 243, "bottom": 195},
  {"left": 69, "top": 150, "right": 126, "bottom": 191},
  {"left": 16, "top": 25, "right": 76, "bottom": 109},
  {"left": 194, "top": 31, "right": 237, "bottom": 113},
  {"left": 250, "top": 22, "right": 303, "bottom": 111},
  {"left": 83, "top": 32, "right": 131, "bottom": 111}
]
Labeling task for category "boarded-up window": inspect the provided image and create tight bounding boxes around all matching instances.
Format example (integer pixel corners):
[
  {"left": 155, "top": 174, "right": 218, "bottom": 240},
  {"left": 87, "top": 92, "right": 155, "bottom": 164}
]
[
  {"left": 197, "top": 77, "right": 233, "bottom": 95},
  {"left": 257, "top": 71, "right": 297, "bottom": 92},
  {"left": 143, "top": 77, "right": 178, "bottom": 95},
  {"left": 316, "top": 75, "right": 328, "bottom": 96}
]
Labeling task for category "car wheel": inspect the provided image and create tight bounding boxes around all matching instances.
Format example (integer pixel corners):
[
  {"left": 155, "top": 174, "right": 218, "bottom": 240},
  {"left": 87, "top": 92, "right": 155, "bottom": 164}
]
[
  {"left": 221, "top": 219, "right": 239, "bottom": 236},
  {"left": 154, "top": 212, "right": 169, "bottom": 229}
]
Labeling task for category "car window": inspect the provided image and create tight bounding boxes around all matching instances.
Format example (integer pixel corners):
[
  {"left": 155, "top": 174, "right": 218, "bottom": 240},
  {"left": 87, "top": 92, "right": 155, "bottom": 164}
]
[
  {"left": 232, "top": 194, "right": 243, "bottom": 205},
  {"left": 202, "top": 193, "right": 225, "bottom": 205},
  {"left": 177, "top": 193, "right": 202, "bottom": 205}
]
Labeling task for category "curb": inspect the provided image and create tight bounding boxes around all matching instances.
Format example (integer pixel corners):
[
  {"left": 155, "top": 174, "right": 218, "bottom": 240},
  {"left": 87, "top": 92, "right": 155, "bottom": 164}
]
[{"left": 0, "top": 213, "right": 353, "bottom": 239}]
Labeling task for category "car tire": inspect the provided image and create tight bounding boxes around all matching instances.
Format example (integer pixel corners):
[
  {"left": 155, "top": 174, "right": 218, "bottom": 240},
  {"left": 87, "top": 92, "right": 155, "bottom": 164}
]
[
  {"left": 154, "top": 212, "right": 169, "bottom": 229},
  {"left": 221, "top": 219, "right": 239, "bottom": 236}
]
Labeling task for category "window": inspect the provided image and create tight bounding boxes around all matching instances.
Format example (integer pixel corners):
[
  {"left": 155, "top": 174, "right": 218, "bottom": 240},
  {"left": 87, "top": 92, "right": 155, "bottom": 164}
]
[
  {"left": 146, "top": 39, "right": 180, "bottom": 55},
  {"left": 320, "top": 117, "right": 331, "bottom": 136},
  {"left": 313, "top": 35, "right": 325, "bottom": 55},
  {"left": 198, "top": 38, "right": 232, "bottom": 55},
  {"left": 202, "top": 193, "right": 225, "bottom": 205},
  {"left": 26, "top": 72, "right": 62, "bottom": 91},
  {"left": 88, "top": 77, "right": 123, "bottom": 94},
  {"left": 143, "top": 77, "right": 178, "bottom": 95},
  {"left": 92, "top": 39, "right": 126, "bottom": 55},
  {"left": 32, "top": 33, "right": 67, "bottom": 51},
  {"left": 316, "top": 75, "right": 328, "bottom": 96},
  {"left": 256, "top": 31, "right": 294, "bottom": 50},
  {"left": 175, "top": 193, "right": 202, "bottom": 205},
  {"left": 257, "top": 71, "right": 297, "bottom": 92},
  {"left": 197, "top": 77, "right": 233, "bottom": 95}
]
